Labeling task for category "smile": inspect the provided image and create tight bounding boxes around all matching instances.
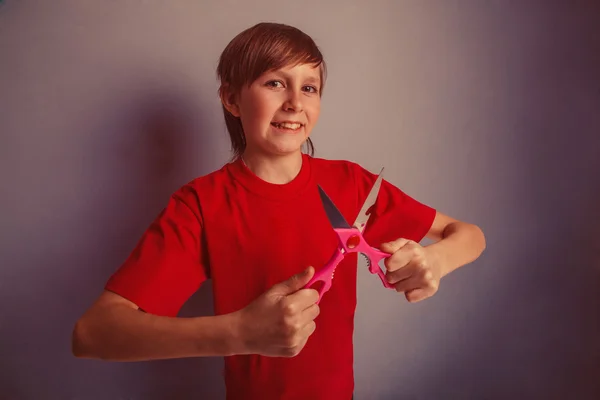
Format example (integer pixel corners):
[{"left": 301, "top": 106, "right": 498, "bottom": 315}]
[{"left": 271, "top": 121, "right": 303, "bottom": 130}]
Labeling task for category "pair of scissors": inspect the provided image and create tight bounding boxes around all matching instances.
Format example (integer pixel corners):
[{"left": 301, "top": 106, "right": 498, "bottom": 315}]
[{"left": 305, "top": 168, "right": 394, "bottom": 303}]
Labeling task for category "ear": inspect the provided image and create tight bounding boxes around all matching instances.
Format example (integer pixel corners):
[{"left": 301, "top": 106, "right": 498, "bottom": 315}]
[{"left": 219, "top": 84, "right": 240, "bottom": 117}]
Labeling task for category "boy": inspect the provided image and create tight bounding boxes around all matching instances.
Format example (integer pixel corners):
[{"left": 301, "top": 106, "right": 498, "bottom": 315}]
[{"left": 72, "top": 22, "right": 486, "bottom": 400}]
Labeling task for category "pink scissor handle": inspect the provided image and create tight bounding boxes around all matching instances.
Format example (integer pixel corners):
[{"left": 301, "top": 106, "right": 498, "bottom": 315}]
[
  {"left": 304, "top": 228, "right": 394, "bottom": 303},
  {"left": 304, "top": 247, "right": 345, "bottom": 304},
  {"left": 362, "top": 245, "right": 395, "bottom": 290}
]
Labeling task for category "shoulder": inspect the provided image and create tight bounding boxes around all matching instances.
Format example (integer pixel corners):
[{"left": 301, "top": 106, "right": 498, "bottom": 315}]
[
  {"left": 308, "top": 155, "right": 378, "bottom": 187},
  {"left": 308, "top": 155, "right": 368, "bottom": 180},
  {"left": 188, "top": 161, "right": 232, "bottom": 190},
  {"left": 168, "top": 162, "right": 233, "bottom": 214}
]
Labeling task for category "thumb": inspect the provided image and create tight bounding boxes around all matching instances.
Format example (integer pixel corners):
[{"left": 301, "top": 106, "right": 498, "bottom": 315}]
[
  {"left": 273, "top": 266, "right": 315, "bottom": 295},
  {"left": 381, "top": 238, "right": 410, "bottom": 254}
]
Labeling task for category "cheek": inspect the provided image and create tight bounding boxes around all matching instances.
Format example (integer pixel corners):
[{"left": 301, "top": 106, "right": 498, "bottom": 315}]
[
  {"left": 307, "top": 102, "right": 321, "bottom": 125},
  {"left": 239, "top": 107, "right": 263, "bottom": 135},
  {"left": 243, "top": 99, "right": 275, "bottom": 127}
]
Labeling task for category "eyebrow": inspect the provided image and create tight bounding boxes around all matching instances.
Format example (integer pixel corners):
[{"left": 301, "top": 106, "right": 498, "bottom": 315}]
[
  {"left": 271, "top": 70, "right": 321, "bottom": 86},
  {"left": 303, "top": 75, "right": 321, "bottom": 85}
]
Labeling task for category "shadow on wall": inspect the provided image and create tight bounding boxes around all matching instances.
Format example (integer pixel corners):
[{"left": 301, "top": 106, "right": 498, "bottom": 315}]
[
  {"left": 125, "top": 91, "right": 225, "bottom": 399},
  {"left": 69, "top": 87, "right": 224, "bottom": 399},
  {"left": 0, "top": 83, "right": 227, "bottom": 398}
]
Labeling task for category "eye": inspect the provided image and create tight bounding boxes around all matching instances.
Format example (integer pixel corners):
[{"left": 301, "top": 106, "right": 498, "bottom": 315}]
[
  {"left": 265, "top": 80, "right": 284, "bottom": 88},
  {"left": 303, "top": 85, "right": 318, "bottom": 94}
]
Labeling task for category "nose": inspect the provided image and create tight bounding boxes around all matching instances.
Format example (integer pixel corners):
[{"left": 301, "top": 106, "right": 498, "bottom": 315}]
[{"left": 283, "top": 88, "right": 303, "bottom": 112}]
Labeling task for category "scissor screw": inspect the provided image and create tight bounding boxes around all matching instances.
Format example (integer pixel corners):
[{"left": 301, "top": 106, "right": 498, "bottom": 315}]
[{"left": 346, "top": 235, "right": 360, "bottom": 249}]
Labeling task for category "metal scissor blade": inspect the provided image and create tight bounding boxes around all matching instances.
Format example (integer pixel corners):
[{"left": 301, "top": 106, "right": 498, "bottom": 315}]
[
  {"left": 352, "top": 167, "right": 384, "bottom": 233},
  {"left": 317, "top": 185, "right": 352, "bottom": 229}
]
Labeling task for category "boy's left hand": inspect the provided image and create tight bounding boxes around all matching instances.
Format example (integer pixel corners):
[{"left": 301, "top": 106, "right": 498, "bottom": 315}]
[{"left": 380, "top": 238, "right": 443, "bottom": 303}]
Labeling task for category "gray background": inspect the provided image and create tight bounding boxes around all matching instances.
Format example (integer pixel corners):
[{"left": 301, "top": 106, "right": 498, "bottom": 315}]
[{"left": 1, "top": 1, "right": 599, "bottom": 399}]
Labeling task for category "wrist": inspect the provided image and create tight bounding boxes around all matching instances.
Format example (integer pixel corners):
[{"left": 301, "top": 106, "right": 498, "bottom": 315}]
[
  {"left": 189, "top": 312, "right": 247, "bottom": 357},
  {"left": 425, "top": 221, "right": 485, "bottom": 277},
  {"left": 425, "top": 243, "right": 450, "bottom": 278},
  {"left": 222, "top": 310, "right": 250, "bottom": 356}
]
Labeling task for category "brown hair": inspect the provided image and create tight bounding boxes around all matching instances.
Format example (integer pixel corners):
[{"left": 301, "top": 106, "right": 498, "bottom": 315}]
[{"left": 216, "top": 22, "right": 327, "bottom": 160}]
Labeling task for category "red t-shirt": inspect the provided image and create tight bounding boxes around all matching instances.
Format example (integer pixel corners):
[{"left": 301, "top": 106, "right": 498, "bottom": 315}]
[{"left": 105, "top": 154, "right": 436, "bottom": 400}]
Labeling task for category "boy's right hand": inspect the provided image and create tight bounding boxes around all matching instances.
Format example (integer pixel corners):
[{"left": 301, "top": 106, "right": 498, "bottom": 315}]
[{"left": 235, "top": 266, "right": 320, "bottom": 357}]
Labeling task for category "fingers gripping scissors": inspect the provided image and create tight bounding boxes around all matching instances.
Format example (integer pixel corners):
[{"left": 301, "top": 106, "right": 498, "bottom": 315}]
[{"left": 305, "top": 168, "right": 394, "bottom": 303}]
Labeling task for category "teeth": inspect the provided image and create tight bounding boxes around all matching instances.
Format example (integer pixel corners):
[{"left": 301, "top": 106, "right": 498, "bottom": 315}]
[
  {"left": 360, "top": 253, "right": 371, "bottom": 268},
  {"left": 273, "top": 122, "right": 302, "bottom": 130}
]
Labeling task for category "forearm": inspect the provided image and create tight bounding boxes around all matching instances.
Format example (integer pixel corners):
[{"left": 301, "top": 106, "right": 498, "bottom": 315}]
[
  {"left": 426, "top": 221, "right": 486, "bottom": 277},
  {"left": 72, "top": 304, "right": 244, "bottom": 361}
]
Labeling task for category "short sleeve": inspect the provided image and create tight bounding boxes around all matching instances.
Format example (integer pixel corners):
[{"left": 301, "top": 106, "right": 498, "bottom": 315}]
[
  {"left": 104, "top": 184, "right": 209, "bottom": 317},
  {"left": 352, "top": 163, "right": 436, "bottom": 246}
]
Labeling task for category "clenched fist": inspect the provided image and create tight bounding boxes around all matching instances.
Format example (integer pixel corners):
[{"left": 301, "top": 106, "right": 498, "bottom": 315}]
[
  {"left": 234, "top": 266, "right": 320, "bottom": 357},
  {"left": 380, "top": 238, "right": 443, "bottom": 303}
]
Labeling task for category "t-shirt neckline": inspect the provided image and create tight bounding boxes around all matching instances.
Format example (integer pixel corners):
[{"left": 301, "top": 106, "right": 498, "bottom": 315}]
[{"left": 227, "top": 153, "right": 313, "bottom": 200}]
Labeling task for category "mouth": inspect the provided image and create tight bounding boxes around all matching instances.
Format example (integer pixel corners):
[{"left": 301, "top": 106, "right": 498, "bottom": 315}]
[{"left": 270, "top": 121, "right": 304, "bottom": 131}]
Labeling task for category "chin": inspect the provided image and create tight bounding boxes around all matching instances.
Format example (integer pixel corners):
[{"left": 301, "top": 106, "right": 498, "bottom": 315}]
[
  {"left": 270, "top": 147, "right": 303, "bottom": 156},
  {"left": 267, "top": 137, "right": 307, "bottom": 153}
]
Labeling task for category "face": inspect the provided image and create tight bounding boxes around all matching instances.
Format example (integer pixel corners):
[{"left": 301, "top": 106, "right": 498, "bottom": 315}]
[{"left": 225, "top": 63, "right": 322, "bottom": 158}]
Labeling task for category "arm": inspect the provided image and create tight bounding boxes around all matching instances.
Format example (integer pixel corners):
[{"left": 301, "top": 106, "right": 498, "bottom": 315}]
[
  {"left": 352, "top": 162, "right": 485, "bottom": 301},
  {"left": 72, "top": 269, "right": 322, "bottom": 361},
  {"left": 424, "top": 211, "right": 486, "bottom": 277},
  {"left": 71, "top": 290, "right": 244, "bottom": 361},
  {"left": 381, "top": 211, "right": 486, "bottom": 302},
  {"left": 70, "top": 186, "right": 233, "bottom": 361}
]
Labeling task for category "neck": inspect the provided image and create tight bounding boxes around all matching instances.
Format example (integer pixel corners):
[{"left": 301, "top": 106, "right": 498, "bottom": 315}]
[{"left": 240, "top": 151, "right": 303, "bottom": 184}]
